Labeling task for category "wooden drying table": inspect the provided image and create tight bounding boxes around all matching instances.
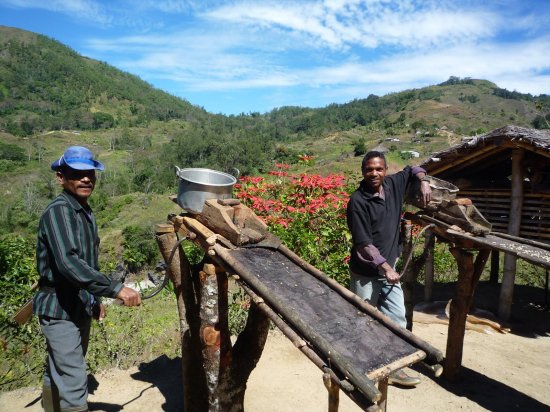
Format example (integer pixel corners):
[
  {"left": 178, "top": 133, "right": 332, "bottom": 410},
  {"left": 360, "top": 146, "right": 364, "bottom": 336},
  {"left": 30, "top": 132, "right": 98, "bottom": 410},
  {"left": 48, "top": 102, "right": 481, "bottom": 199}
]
[
  {"left": 404, "top": 212, "right": 550, "bottom": 380},
  {"left": 216, "top": 246, "right": 427, "bottom": 402},
  {"left": 161, "top": 200, "right": 443, "bottom": 411}
]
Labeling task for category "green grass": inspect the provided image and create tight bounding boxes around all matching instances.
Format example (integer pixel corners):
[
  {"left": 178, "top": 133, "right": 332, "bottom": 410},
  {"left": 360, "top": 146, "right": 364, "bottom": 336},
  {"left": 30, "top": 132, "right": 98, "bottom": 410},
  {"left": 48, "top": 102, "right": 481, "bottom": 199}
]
[{"left": 0, "top": 291, "right": 181, "bottom": 391}]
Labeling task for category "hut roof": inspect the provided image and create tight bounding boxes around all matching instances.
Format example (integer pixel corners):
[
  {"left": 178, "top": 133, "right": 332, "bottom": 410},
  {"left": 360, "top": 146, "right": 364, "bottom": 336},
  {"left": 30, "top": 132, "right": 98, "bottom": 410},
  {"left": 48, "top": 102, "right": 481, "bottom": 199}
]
[
  {"left": 421, "top": 125, "right": 550, "bottom": 173},
  {"left": 371, "top": 144, "right": 389, "bottom": 153}
]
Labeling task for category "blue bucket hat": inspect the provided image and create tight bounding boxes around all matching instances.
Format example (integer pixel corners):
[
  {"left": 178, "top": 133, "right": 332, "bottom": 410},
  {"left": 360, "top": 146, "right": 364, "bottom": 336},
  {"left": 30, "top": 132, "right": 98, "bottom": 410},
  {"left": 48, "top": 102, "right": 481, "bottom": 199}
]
[{"left": 51, "top": 146, "right": 105, "bottom": 171}]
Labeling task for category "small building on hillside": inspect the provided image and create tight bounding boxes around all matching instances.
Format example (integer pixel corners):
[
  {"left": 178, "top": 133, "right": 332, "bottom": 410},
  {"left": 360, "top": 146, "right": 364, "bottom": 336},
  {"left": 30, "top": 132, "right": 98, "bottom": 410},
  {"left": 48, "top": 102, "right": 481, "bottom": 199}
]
[
  {"left": 421, "top": 125, "right": 550, "bottom": 319},
  {"left": 401, "top": 150, "right": 420, "bottom": 158}
]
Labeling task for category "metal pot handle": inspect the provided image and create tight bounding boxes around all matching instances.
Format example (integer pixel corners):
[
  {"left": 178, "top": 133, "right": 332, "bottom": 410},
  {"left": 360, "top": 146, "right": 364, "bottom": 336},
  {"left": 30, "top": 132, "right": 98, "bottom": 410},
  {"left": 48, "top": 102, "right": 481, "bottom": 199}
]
[
  {"left": 229, "top": 167, "right": 240, "bottom": 180},
  {"left": 175, "top": 165, "right": 182, "bottom": 177}
]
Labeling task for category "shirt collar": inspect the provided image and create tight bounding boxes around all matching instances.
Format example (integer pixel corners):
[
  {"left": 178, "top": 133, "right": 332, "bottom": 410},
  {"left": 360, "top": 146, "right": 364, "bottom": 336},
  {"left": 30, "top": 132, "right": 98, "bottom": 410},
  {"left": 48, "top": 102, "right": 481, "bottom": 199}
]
[
  {"left": 359, "top": 180, "right": 386, "bottom": 200},
  {"left": 61, "top": 190, "right": 91, "bottom": 213}
]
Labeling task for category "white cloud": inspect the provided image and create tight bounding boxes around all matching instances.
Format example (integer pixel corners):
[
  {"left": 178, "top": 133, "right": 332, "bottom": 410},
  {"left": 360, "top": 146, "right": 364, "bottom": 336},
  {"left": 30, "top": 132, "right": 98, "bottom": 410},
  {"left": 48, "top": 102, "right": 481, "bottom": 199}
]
[
  {"left": 72, "top": 0, "right": 550, "bottom": 110},
  {"left": 203, "top": 0, "right": 499, "bottom": 50},
  {"left": 3, "top": 0, "right": 112, "bottom": 25}
]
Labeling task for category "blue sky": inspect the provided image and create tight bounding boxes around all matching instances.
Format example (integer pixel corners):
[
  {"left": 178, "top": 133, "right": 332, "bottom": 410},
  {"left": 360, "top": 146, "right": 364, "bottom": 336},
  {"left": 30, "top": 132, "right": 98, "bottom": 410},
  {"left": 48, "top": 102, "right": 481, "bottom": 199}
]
[{"left": 1, "top": 0, "right": 549, "bottom": 115}]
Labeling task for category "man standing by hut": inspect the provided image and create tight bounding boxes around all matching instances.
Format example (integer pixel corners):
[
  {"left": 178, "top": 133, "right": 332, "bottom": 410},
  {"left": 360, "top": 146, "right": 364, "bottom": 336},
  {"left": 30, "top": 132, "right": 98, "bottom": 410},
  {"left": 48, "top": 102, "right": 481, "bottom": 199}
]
[
  {"left": 33, "top": 146, "right": 141, "bottom": 412},
  {"left": 347, "top": 151, "right": 431, "bottom": 387}
]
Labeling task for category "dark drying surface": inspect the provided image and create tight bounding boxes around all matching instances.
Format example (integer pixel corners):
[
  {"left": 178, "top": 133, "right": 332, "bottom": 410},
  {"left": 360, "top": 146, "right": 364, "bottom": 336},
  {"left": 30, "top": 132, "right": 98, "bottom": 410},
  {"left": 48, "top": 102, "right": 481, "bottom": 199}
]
[{"left": 228, "top": 247, "right": 419, "bottom": 375}]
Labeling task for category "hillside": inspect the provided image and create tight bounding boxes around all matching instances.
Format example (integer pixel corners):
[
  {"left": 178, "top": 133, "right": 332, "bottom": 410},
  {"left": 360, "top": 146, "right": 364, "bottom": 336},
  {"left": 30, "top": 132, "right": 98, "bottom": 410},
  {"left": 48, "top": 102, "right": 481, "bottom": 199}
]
[
  {"left": 0, "top": 26, "right": 208, "bottom": 136},
  {"left": 1, "top": 25, "right": 549, "bottom": 268}
]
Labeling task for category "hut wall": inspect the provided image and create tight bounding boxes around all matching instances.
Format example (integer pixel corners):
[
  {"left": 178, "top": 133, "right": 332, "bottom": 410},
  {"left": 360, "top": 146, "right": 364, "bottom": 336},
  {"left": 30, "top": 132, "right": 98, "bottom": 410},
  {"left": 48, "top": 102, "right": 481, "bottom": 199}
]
[{"left": 460, "top": 189, "right": 550, "bottom": 242}]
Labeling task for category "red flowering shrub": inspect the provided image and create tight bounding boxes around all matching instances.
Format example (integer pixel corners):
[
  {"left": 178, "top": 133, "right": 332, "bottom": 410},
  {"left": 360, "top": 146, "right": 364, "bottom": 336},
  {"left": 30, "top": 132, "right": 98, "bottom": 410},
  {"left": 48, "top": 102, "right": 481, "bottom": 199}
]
[{"left": 235, "top": 164, "right": 354, "bottom": 285}]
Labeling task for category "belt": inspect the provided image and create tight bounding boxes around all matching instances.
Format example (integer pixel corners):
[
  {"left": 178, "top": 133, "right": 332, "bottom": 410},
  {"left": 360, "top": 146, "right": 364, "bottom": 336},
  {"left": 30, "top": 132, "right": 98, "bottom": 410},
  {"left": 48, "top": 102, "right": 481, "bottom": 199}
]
[{"left": 39, "top": 286, "right": 56, "bottom": 293}]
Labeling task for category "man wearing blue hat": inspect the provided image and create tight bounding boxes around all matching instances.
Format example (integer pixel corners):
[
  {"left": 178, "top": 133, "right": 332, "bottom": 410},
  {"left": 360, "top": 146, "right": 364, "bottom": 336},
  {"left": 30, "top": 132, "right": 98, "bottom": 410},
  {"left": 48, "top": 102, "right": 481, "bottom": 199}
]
[{"left": 33, "top": 146, "right": 141, "bottom": 412}]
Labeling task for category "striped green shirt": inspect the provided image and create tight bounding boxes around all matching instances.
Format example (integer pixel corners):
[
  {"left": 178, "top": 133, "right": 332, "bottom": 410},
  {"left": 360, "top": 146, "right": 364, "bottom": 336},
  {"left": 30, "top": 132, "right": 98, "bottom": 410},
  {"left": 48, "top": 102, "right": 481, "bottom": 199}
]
[{"left": 33, "top": 190, "right": 123, "bottom": 320}]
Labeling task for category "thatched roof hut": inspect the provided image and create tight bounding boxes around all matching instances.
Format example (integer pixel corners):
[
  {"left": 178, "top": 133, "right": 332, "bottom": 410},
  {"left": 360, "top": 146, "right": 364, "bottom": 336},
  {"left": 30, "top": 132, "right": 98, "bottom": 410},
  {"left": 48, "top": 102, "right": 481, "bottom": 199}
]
[
  {"left": 421, "top": 125, "right": 550, "bottom": 241},
  {"left": 420, "top": 125, "right": 550, "bottom": 319}
]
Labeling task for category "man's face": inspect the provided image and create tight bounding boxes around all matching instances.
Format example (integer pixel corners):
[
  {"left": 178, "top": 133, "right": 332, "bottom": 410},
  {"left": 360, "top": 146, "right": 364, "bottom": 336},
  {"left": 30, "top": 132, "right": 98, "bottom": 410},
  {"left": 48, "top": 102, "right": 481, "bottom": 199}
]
[
  {"left": 362, "top": 157, "right": 387, "bottom": 192},
  {"left": 56, "top": 168, "right": 96, "bottom": 203}
]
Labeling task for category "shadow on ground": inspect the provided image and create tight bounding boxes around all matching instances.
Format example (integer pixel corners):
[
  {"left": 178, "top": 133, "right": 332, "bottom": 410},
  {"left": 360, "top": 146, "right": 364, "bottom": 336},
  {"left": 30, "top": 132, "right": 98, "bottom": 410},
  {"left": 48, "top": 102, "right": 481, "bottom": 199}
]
[
  {"left": 413, "top": 280, "right": 550, "bottom": 337},
  {"left": 88, "top": 355, "right": 182, "bottom": 412},
  {"left": 92, "top": 280, "right": 548, "bottom": 411},
  {"left": 413, "top": 363, "right": 550, "bottom": 412}
]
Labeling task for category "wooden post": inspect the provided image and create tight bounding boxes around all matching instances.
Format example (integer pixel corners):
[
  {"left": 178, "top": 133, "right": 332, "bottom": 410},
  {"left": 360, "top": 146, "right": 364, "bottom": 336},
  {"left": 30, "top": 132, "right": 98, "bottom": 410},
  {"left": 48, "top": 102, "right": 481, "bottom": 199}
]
[
  {"left": 157, "top": 221, "right": 272, "bottom": 412},
  {"left": 545, "top": 270, "right": 549, "bottom": 307},
  {"left": 489, "top": 250, "right": 499, "bottom": 283},
  {"left": 376, "top": 378, "right": 388, "bottom": 412},
  {"left": 424, "top": 230, "right": 435, "bottom": 302},
  {"left": 156, "top": 229, "right": 208, "bottom": 411},
  {"left": 323, "top": 373, "right": 340, "bottom": 412},
  {"left": 444, "top": 248, "right": 490, "bottom": 381},
  {"left": 199, "top": 263, "right": 223, "bottom": 411},
  {"left": 499, "top": 148, "right": 524, "bottom": 320},
  {"left": 216, "top": 299, "right": 271, "bottom": 411},
  {"left": 400, "top": 219, "right": 415, "bottom": 331}
]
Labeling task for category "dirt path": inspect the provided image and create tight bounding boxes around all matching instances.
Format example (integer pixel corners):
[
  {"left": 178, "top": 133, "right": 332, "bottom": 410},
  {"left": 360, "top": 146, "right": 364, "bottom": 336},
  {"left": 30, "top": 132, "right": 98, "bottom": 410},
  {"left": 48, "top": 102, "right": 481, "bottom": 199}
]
[{"left": 2, "top": 321, "right": 549, "bottom": 411}]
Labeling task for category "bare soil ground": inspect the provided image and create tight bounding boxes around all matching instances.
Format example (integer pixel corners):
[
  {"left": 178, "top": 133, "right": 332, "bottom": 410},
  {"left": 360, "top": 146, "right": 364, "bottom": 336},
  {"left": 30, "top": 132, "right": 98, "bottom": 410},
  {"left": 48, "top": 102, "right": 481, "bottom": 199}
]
[{"left": 2, "top": 282, "right": 550, "bottom": 411}]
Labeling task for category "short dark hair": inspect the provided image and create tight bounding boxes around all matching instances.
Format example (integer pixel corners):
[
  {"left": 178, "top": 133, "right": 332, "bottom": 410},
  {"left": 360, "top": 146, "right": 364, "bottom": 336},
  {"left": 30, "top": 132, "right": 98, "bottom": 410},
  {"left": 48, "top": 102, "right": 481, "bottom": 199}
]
[
  {"left": 361, "top": 151, "right": 387, "bottom": 170},
  {"left": 56, "top": 165, "right": 73, "bottom": 175}
]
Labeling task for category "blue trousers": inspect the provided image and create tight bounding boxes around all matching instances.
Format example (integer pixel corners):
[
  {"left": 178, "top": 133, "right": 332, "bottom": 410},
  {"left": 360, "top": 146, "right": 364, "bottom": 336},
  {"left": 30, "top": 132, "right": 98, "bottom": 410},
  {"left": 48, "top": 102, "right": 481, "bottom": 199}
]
[
  {"left": 40, "top": 316, "right": 91, "bottom": 410},
  {"left": 350, "top": 269, "right": 407, "bottom": 328}
]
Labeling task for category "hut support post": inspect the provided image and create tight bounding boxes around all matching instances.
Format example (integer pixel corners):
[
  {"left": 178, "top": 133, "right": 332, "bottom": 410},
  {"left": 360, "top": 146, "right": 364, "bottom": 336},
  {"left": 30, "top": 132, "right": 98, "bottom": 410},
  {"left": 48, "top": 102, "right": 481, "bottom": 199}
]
[
  {"left": 444, "top": 248, "right": 490, "bottom": 381},
  {"left": 424, "top": 230, "right": 435, "bottom": 302},
  {"left": 499, "top": 148, "right": 525, "bottom": 320}
]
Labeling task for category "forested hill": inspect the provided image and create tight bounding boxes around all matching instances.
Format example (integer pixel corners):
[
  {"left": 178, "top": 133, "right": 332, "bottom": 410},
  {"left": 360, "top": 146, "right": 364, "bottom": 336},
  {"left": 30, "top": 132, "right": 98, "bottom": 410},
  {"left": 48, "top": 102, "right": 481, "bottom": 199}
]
[
  {"left": 2, "top": 25, "right": 549, "bottom": 142},
  {"left": 1, "top": 25, "right": 550, "bottom": 181},
  {"left": 0, "top": 26, "right": 208, "bottom": 135},
  {"left": 1, "top": 25, "right": 550, "bottom": 244}
]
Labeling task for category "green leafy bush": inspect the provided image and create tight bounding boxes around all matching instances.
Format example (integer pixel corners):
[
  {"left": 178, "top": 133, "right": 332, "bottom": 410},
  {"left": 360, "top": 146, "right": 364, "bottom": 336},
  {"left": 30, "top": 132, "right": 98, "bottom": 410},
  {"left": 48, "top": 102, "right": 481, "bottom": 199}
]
[
  {"left": 0, "top": 234, "right": 38, "bottom": 312},
  {"left": 0, "top": 234, "right": 42, "bottom": 390},
  {"left": 122, "top": 225, "right": 160, "bottom": 272}
]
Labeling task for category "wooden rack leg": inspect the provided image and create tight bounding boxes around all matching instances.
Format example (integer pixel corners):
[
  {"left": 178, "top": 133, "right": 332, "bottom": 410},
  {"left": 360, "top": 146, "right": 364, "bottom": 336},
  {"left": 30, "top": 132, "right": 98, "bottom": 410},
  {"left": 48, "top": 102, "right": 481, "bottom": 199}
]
[
  {"left": 156, "top": 229, "right": 208, "bottom": 411},
  {"left": 424, "top": 230, "right": 435, "bottom": 302},
  {"left": 445, "top": 248, "right": 490, "bottom": 380},
  {"left": 199, "top": 263, "right": 222, "bottom": 410},
  {"left": 376, "top": 378, "right": 388, "bottom": 412},
  {"left": 323, "top": 373, "right": 340, "bottom": 412}
]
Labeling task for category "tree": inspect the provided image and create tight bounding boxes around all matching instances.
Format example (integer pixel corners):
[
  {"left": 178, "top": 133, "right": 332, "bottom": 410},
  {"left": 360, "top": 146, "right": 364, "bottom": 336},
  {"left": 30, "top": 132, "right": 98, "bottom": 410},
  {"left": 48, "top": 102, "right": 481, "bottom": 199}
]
[{"left": 353, "top": 137, "right": 367, "bottom": 157}]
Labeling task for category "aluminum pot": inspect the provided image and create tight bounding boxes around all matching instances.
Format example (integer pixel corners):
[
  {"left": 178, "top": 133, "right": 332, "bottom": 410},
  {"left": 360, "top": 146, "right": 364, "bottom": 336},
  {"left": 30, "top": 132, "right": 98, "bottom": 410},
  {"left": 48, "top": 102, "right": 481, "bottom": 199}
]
[{"left": 175, "top": 166, "right": 237, "bottom": 213}]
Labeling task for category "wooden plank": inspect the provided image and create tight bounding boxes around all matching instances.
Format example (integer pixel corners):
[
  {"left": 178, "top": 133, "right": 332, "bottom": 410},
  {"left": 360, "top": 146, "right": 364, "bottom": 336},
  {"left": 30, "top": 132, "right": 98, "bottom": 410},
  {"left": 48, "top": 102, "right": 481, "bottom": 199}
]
[
  {"left": 366, "top": 351, "right": 425, "bottom": 381},
  {"left": 460, "top": 190, "right": 550, "bottom": 200},
  {"left": 445, "top": 230, "right": 550, "bottom": 268},
  {"left": 491, "top": 232, "right": 550, "bottom": 251}
]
